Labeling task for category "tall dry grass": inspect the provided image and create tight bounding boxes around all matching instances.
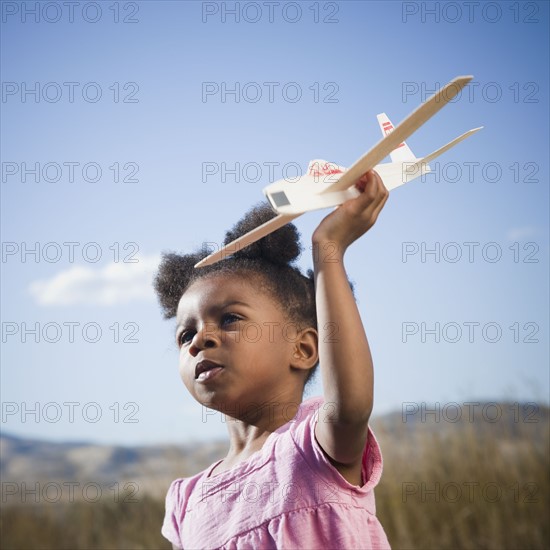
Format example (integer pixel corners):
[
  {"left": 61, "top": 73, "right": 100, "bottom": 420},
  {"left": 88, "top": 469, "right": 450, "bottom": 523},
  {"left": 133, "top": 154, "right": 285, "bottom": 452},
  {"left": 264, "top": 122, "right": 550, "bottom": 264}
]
[
  {"left": 1, "top": 495, "right": 171, "bottom": 550},
  {"left": 1, "top": 403, "right": 548, "bottom": 549},
  {"left": 372, "top": 403, "right": 549, "bottom": 549}
]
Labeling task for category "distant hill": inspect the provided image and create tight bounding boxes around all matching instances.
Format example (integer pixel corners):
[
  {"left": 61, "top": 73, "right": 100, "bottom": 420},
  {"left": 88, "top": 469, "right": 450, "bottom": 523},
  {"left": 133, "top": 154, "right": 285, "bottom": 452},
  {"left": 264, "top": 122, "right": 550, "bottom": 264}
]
[
  {"left": 1, "top": 400, "right": 547, "bottom": 504},
  {"left": 1, "top": 433, "right": 227, "bottom": 502}
]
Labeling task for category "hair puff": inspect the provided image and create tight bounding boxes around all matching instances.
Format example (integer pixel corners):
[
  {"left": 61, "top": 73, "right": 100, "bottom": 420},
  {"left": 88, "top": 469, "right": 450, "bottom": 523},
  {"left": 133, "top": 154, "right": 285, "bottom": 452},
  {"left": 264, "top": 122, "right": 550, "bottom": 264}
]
[
  {"left": 153, "top": 202, "right": 310, "bottom": 321},
  {"left": 224, "top": 202, "right": 302, "bottom": 265}
]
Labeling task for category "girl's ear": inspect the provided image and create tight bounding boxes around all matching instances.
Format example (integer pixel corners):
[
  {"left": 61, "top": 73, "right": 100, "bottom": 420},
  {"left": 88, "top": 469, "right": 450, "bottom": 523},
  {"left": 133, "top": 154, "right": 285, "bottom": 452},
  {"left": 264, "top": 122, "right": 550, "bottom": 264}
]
[{"left": 290, "top": 328, "right": 318, "bottom": 372}]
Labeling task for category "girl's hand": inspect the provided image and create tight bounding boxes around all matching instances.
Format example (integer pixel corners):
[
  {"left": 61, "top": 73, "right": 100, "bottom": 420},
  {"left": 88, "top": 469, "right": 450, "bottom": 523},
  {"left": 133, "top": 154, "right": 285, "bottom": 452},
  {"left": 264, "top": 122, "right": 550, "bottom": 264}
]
[{"left": 311, "top": 170, "right": 389, "bottom": 253}]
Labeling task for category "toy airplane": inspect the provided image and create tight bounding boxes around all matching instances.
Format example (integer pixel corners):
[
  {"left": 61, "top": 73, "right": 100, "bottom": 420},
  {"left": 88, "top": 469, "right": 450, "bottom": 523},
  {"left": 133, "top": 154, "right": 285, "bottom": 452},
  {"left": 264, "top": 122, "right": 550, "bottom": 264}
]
[{"left": 195, "top": 75, "right": 482, "bottom": 268}]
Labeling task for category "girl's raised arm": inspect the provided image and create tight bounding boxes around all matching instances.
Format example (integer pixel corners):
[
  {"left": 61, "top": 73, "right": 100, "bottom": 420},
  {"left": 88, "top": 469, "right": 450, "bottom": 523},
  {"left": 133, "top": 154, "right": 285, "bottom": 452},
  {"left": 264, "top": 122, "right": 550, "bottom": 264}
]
[{"left": 312, "top": 170, "right": 388, "bottom": 486}]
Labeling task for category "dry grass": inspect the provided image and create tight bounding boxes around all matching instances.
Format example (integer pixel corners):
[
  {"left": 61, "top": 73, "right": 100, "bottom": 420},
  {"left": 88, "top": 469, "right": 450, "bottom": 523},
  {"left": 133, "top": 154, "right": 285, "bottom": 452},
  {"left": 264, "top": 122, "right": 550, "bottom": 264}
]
[
  {"left": 1, "top": 404, "right": 548, "bottom": 549},
  {"left": 1, "top": 496, "right": 171, "bottom": 550},
  {"left": 372, "top": 405, "right": 549, "bottom": 549}
]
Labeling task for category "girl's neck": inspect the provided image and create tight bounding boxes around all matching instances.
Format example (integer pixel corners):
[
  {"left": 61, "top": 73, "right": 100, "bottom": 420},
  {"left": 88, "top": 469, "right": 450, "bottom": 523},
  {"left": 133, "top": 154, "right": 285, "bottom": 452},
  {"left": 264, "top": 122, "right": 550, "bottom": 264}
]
[{"left": 218, "top": 398, "right": 303, "bottom": 471}]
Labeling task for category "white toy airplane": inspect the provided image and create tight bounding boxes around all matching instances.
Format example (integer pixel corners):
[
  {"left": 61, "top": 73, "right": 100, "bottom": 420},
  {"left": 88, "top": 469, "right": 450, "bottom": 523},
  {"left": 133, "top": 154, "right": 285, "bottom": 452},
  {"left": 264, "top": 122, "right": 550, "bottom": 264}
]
[{"left": 196, "top": 75, "right": 482, "bottom": 268}]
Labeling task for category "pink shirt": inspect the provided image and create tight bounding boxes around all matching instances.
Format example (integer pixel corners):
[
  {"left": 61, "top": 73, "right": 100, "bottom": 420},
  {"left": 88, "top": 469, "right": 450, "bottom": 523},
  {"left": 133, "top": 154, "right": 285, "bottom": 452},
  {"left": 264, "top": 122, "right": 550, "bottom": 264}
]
[{"left": 162, "top": 397, "right": 391, "bottom": 549}]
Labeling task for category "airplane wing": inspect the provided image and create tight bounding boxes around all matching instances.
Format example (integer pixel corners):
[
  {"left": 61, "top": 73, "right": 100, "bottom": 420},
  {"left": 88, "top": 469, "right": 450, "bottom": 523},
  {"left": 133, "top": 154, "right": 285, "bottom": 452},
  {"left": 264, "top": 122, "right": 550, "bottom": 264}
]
[
  {"left": 376, "top": 113, "right": 417, "bottom": 163},
  {"left": 414, "top": 126, "right": 483, "bottom": 167},
  {"left": 195, "top": 75, "right": 475, "bottom": 268},
  {"left": 376, "top": 126, "right": 484, "bottom": 190},
  {"left": 323, "top": 75, "right": 473, "bottom": 194}
]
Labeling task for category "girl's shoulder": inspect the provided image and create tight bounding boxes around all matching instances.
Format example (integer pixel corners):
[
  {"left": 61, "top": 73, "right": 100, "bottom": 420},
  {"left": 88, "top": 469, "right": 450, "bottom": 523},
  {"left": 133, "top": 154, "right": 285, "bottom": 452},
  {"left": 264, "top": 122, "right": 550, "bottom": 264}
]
[
  {"left": 161, "top": 461, "right": 220, "bottom": 546},
  {"left": 164, "top": 467, "right": 208, "bottom": 511}
]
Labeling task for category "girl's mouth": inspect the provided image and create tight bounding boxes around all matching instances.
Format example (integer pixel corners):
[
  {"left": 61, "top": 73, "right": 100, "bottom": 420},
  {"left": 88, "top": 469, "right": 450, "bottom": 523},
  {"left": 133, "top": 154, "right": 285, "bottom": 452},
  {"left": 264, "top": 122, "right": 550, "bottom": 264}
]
[{"left": 195, "top": 360, "right": 224, "bottom": 381}]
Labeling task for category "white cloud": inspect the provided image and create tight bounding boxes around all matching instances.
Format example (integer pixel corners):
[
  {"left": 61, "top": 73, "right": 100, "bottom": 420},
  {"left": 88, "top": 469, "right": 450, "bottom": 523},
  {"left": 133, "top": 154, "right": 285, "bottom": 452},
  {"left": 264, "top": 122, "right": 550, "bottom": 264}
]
[
  {"left": 29, "top": 255, "right": 161, "bottom": 306},
  {"left": 506, "top": 226, "right": 537, "bottom": 242}
]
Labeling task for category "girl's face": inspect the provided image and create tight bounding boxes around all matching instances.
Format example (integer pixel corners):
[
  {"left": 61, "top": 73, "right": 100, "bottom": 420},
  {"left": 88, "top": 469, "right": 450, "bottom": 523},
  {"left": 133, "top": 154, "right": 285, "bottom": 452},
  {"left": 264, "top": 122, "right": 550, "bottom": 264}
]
[{"left": 175, "top": 273, "right": 305, "bottom": 417}]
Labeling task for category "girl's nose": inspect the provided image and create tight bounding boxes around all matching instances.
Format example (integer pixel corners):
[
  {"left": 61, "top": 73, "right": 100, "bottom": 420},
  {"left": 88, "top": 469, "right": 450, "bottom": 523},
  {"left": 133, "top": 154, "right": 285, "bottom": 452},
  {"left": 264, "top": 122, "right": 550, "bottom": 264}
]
[{"left": 189, "top": 323, "right": 219, "bottom": 355}]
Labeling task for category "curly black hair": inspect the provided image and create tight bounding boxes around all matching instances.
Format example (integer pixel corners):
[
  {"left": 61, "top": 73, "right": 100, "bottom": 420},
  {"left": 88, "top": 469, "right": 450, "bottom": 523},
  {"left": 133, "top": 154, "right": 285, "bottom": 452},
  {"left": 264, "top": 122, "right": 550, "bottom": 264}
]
[{"left": 153, "top": 202, "right": 318, "bottom": 355}]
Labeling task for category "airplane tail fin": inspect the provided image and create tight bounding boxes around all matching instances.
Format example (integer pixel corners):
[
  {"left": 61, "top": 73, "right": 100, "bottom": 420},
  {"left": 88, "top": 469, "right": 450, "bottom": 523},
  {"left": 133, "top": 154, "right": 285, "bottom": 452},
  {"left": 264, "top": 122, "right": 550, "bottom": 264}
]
[{"left": 377, "top": 113, "right": 418, "bottom": 163}]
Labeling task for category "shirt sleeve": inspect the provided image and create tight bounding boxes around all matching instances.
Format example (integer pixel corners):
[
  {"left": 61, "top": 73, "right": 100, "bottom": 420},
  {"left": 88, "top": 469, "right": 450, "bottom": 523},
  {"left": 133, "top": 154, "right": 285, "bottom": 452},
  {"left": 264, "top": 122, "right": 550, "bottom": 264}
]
[
  {"left": 161, "top": 479, "right": 184, "bottom": 549},
  {"left": 292, "top": 397, "right": 384, "bottom": 493},
  {"left": 361, "top": 424, "right": 384, "bottom": 490}
]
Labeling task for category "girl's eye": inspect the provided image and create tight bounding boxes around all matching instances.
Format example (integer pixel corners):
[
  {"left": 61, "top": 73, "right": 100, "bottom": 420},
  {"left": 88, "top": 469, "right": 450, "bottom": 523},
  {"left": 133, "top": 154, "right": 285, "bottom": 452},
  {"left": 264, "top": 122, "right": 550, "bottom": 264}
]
[
  {"left": 221, "top": 313, "right": 241, "bottom": 326},
  {"left": 178, "top": 314, "right": 241, "bottom": 347},
  {"left": 178, "top": 330, "right": 195, "bottom": 346}
]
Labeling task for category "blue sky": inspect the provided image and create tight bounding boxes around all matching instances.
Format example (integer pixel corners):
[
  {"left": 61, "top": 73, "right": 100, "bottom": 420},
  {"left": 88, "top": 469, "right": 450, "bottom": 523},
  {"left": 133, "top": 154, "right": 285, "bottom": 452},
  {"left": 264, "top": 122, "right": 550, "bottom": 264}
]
[{"left": 1, "top": 0, "right": 548, "bottom": 444}]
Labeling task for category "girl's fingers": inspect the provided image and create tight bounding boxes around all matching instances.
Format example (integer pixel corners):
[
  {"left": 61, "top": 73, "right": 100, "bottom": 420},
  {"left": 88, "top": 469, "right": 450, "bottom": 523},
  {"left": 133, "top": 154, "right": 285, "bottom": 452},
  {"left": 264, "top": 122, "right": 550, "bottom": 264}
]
[
  {"left": 349, "top": 172, "right": 389, "bottom": 230},
  {"left": 367, "top": 187, "right": 389, "bottom": 225},
  {"left": 350, "top": 170, "right": 388, "bottom": 216},
  {"left": 316, "top": 170, "right": 388, "bottom": 245}
]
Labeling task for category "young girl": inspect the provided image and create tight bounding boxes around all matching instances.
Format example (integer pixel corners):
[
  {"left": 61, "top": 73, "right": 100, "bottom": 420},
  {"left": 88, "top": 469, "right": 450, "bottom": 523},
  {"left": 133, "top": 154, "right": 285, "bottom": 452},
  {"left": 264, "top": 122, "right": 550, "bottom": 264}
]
[{"left": 154, "top": 169, "right": 391, "bottom": 549}]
